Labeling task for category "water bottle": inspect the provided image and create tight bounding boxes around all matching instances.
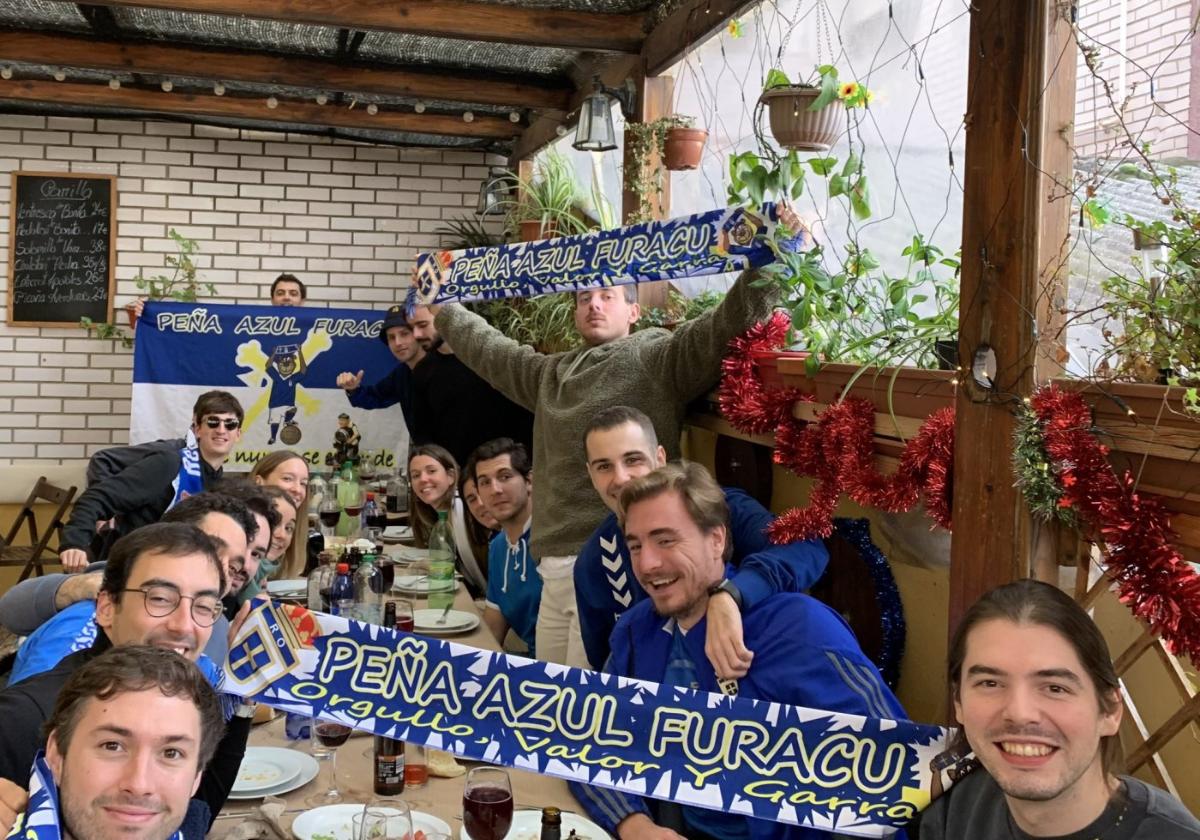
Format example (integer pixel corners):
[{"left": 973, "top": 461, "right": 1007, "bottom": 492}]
[
  {"left": 427, "top": 510, "right": 456, "bottom": 612},
  {"left": 362, "top": 493, "right": 385, "bottom": 543},
  {"left": 386, "top": 472, "right": 409, "bottom": 514},
  {"left": 330, "top": 562, "right": 354, "bottom": 617},
  {"left": 307, "top": 551, "right": 335, "bottom": 612},
  {"left": 354, "top": 553, "right": 384, "bottom": 624}
]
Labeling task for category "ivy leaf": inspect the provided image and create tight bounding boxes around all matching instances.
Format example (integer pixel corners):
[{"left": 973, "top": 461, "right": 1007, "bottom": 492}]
[
  {"left": 807, "top": 156, "right": 838, "bottom": 176},
  {"left": 1081, "top": 198, "right": 1110, "bottom": 228},
  {"left": 829, "top": 174, "right": 846, "bottom": 197},
  {"left": 810, "top": 68, "right": 840, "bottom": 111},
  {"left": 850, "top": 177, "right": 871, "bottom": 219},
  {"left": 764, "top": 68, "right": 791, "bottom": 90}
]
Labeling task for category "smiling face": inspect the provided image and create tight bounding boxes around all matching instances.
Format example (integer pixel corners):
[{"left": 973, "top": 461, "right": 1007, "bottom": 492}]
[
  {"left": 586, "top": 421, "right": 668, "bottom": 515},
  {"left": 228, "top": 512, "right": 269, "bottom": 594},
  {"left": 462, "top": 478, "right": 498, "bottom": 530},
  {"left": 385, "top": 325, "right": 424, "bottom": 367},
  {"left": 195, "top": 512, "right": 248, "bottom": 597},
  {"left": 409, "top": 454, "right": 455, "bottom": 510},
  {"left": 255, "top": 457, "right": 309, "bottom": 507},
  {"left": 46, "top": 687, "right": 203, "bottom": 840},
  {"left": 955, "top": 619, "right": 1122, "bottom": 813},
  {"left": 474, "top": 453, "right": 532, "bottom": 529},
  {"left": 267, "top": 498, "right": 297, "bottom": 561},
  {"left": 624, "top": 489, "right": 726, "bottom": 629},
  {"left": 192, "top": 412, "right": 241, "bottom": 466},
  {"left": 575, "top": 287, "right": 640, "bottom": 346},
  {"left": 95, "top": 550, "right": 221, "bottom": 662},
  {"left": 407, "top": 305, "right": 438, "bottom": 351}
]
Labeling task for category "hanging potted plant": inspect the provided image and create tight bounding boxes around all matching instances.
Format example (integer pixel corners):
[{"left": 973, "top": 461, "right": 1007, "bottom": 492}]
[
  {"left": 500, "top": 152, "right": 593, "bottom": 242},
  {"left": 662, "top": 115, "right": 708, "bottom": 171},
  {"left": 759, "top": 65, "right": 870, "bottom": 152}
]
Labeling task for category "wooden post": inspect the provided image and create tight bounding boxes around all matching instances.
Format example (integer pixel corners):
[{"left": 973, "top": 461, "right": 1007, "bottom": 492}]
[
  {"left": 623, "top": 75, "right": 674, "bottom": 313},
  {"left": 948, "top": 0, "right": 1077, "bottom": 630}
]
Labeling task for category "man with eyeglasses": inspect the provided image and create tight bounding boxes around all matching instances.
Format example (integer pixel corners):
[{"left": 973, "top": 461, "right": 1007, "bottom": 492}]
[
  {"left": 1, "top": 493, "right": 261, "bottom": 685},
  {"left": 58, "top": 390, "right": 244, "bottom": 572},
  {"left": 0, "top": 522, "right": 256, "bottom": 831}
]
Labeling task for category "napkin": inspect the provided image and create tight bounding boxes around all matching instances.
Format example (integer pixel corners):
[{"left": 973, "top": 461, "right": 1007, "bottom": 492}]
[{"left": 216, "top": 796, "right": 291, "bottom": 840}]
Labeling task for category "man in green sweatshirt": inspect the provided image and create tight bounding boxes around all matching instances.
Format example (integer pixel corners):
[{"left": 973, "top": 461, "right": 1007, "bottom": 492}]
[{"left": 432, "top": 270, "right": 777, "bottom": 667}]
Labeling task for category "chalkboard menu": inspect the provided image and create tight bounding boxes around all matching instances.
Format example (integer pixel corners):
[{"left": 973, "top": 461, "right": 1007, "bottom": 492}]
[{"left": 7, "top": 171, "right": 116, "bottom": 326}]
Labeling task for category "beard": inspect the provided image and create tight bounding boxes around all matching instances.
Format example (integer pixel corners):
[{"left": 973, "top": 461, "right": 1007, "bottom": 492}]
[{"left": 58, "top": 770, "right": 178, "bottom": 840}]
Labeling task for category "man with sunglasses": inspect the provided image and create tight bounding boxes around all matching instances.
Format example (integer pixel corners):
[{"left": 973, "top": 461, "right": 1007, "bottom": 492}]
[
  {"left": 0, "top": 523, "right": 256, "bottom": 831},
  {"left": 58, "top": 391, "right": 244, "bottom": 572}
]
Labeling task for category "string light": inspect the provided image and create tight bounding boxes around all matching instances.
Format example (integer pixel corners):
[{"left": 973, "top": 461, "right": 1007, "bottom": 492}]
[
  {"left": 213, "top": 82, "right": 225, "bottom": 96},
  {"left": 366, "top": 103, "right": 378, "bottom": 115},
  {"left": 53, "top": 69, "right": 66, "bottom": 82},
  {"left": 463, "top": 111, "right": 475, "bottom": 122},
  {"left": 266, "top": 96, "right": 278, "bottom": 109},
  {"left": 414, "top": 101, "right": 426, "bottom": 113},
  {"left": 509, "top": 111, "right": 520, "bottom": 123},
  {"left": 109, "top": 78, "right": 121, "bottom": 90},
  {"left": 555, "top": 125, "right": 567, "bottom": 137},
  {"left": 0, "top": 67, "right": 12, "bottom": 80},
  {"left": 315, "top": 93, "right": 328, "bottom": 105},
  {"left": 160, "top": 80, "right": 173, "bottom": 92}
]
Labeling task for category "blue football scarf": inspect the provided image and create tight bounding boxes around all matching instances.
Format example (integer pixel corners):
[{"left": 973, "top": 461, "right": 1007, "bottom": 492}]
[
  {"left": 168, "top": 431, "right": 205, "bottom": 511},
  {"left": 7, "top": 753, "right": 185, "bottom": 840}
]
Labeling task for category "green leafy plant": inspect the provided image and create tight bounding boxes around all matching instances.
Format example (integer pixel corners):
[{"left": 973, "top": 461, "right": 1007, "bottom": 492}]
[
  {"left": 471, "top": 293, "right": 583, "bottom": 353},
  {"left": 638, "top": 288, "right": 726, "bottom": 329},
  {"left": 625, "top": 115, "right": 695, "bottom": 224},
  {"left": 80, "top": 229, "right": 211, "bottom": 346},
  {"left": 500, "top": 152, "right": 594, "bottom": 239},
  {"left": 435, "top": 215, "right": 502, "bottom": 250}
]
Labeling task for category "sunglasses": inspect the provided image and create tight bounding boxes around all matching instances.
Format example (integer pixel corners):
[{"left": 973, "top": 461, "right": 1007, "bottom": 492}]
[{"left": 202, "top": 417, "right": 241, "bottom": 431}]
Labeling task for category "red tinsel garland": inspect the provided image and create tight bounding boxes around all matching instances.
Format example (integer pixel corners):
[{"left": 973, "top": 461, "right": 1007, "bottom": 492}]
[
  {"left": 718, "top": 313, "right": 955, "bottom": 542},
  {"left": 1031, "top": 385, "right": 1200, "bottom": 661}
]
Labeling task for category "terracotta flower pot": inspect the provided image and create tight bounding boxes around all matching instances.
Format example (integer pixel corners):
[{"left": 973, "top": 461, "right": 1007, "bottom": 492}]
[
  {"left": 518, "top": 220, "right": 557, "bottom": 242},
  {"left": 124, "top": 302, "right": 140, "bottom": 328},
  {"left": 663, "top": 127, "right": 708, "bottom": 171},
  {"left": 759, "top": 86, "right": 845, "bottom": 152}
]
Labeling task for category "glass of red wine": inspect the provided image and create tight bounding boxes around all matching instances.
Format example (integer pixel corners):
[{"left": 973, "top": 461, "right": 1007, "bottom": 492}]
[
  {"left": 318, "top": 498, "right": 342, "bottom": 543},
  {"left": 394, "top": 599, "right": 415, "bottom": 633},
  {"left": 306, "top": 718, "right": 353, "bottom": 806},
  {"left": 462, "top": 766, "right": 514, "bottom": 840}
]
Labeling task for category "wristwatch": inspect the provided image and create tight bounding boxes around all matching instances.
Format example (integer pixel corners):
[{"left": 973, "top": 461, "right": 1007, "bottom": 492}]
[{"left": 707, "top": 579, "right": 744, "bottom": 611}]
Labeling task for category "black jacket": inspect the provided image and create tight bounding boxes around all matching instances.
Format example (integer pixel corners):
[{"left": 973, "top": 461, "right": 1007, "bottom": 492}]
[
  {"left": 61, "top": 445, "right": 223, "bottom": 561},
  {"left": 0, "top": 635, "right": 250, "bottom": 829},
  {"left": 411, "top": 349, "right": 534, "bottom": 466}
]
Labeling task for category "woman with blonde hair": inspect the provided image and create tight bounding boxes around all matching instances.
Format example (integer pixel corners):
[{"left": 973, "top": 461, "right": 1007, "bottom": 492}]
[
  {"left": 408, "top": 444, "right": 488, "bottom": 598},
  {"left": 251, "top": 450, "right": 310, "bottom": 579}
]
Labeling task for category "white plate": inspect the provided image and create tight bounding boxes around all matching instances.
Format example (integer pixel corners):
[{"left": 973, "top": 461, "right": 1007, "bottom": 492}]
[
  {"left": 459, "top": 810, "right": 610, "bottom": 840},
  {"left": 227, "top": 747, "right": 318, "bottom": 800},
  {"left": 413, "top": 609, "right": 479, "bottom": 634},
  {"left": 382, "top": 525, "right": 412, "bottom": 539},
  {"left": 393, "top": 574, "right": 458, "bottom": 595},
  {"left": 266, "top": 579, "right": 308, "bottom": 597},
  {"left": 232, "top": 749, "right": 301, "bottom": 794},
  {"left": 392, "top": 546, "right": 430, "bottom": 562},
  {"left": 293, "top": 804, "right": 452, "bottom": 840}
]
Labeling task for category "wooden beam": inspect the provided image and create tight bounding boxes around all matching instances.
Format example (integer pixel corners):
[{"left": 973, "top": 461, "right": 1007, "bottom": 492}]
[
  {"left": 627, "top": 75, "right": 673, "bottom": 313},
  {"left": 0, "top": 30, "right": 571, "bottom": 111},
  {"left": 641, "top": 0, "right": 760, "bottom": 77},
  {"left": 948, "top": 0, "right": 1077, "bottom": 628},
  {"left": 63, "top": 0, "right": 645, "bottom": 53},
  {"left": 0, "top": 79, "right": 518, "bottom": 139}
]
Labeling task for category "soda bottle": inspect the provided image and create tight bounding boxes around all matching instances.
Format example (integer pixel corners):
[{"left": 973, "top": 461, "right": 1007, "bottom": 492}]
[
  {"left": 307, "top": 550, "right": 336, "bottom": 613},
  {"left": 373, "top": 735, "right": 406, "bottom": 795},
  {"left": 330, "top": 562, "right": 354, "bottom": 617},
  {"left": 362, "top": 493, "right": 386, "bottom": 543},
  {"left": 354, "top": 553, "right": 384, "bottom": 624},
  {"left": 427, "top": 510, "right": 456, "bottom": 612}
]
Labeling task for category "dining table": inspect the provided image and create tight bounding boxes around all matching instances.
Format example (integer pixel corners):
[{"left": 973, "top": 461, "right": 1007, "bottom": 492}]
[{"left": 213, "top": 559, "right": 600, "bottom": 839}]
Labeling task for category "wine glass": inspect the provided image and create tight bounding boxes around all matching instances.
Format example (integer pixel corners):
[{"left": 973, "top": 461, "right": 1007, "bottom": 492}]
[
  {"left": 354, "top": 799, "right": 412, "bottom": 840},
  {"left": 318, "top": 498, "right": 341, "bottom": 542},
  {"left": 342, "top": 482, "right": 365, "bottom": 539},
  {"left": 394, "top": 599, "right": 415, "bottom": 632},
  {"left": 360, "top": 450, "right": 378, "bottom": 482},
  {"left": 305, "top": 718, "right": 353, "bottom": 806},
  {"left": 462, "top": 766, "right": 514, "bottom": 840}
]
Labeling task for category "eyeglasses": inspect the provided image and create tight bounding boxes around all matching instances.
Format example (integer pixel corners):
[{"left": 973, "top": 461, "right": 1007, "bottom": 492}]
[
  {"left": 121, "top": 585, "right": 223, "bottom": 627},
  {"left": 202, "top": 417, "right": 241, "bottom": 431}
]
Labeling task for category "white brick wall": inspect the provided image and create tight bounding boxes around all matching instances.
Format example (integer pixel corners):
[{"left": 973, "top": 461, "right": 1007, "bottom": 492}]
[{"left": 0, "top": 116, "right": 503, "bottom": 465}]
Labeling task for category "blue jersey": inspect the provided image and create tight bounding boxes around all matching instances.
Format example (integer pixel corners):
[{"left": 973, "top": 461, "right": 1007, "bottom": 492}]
[
  {"left": 484, "top": 525, "right": 541, "bottom": 656},
  {"left": 571, "top": 591, "right": 908, "bottom": 839},
  {"left": 266, "top": 365, "right": 299, "bottom": 409},
  {"left": 573, "top": 487, "right": 829, "bottom": 669}
]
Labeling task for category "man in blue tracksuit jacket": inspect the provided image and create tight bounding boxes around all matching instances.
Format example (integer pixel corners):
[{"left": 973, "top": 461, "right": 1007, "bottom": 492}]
[
  {"left": 575, "top": 406, "right": 829, "bottom": 673},
  {"left": 569, "top": 461, "right": 906, "bottom": 840}
]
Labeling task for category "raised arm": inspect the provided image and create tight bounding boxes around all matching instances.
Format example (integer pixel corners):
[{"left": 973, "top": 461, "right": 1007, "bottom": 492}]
[
  {"left": 433, "top": 305, "right": 550, "bottom": 411},
  {"left": 59, "top": 450, "right": 178, "bottom": 558},
  {"left": 645, "top": 269, "right": 779, "bottom": 400}
]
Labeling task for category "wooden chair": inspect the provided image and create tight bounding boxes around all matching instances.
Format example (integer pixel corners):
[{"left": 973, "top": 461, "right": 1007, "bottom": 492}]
[{"left": 0, "top": 476, "right": 77, "bottom": 582}]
